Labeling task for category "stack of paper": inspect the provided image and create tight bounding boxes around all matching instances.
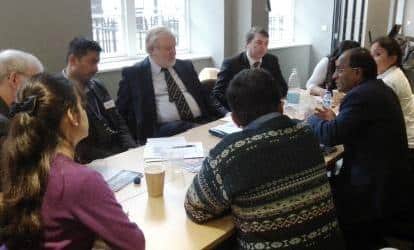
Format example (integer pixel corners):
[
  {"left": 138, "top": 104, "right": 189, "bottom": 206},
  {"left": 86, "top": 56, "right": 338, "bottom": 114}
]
[{"left": 143, "top": 137, "right": 204, "bottom": 162}]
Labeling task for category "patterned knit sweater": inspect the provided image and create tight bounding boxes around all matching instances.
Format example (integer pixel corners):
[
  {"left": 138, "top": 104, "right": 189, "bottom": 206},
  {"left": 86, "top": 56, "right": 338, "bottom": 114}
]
[{"left": 185, "top": 115, "right": 344, "bottom": 250}]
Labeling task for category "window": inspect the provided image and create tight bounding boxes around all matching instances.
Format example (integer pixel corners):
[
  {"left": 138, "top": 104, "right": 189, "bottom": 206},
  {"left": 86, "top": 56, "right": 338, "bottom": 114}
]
[
  {"left": 91, "top": 0, "right": 189, "bottom": 59},
  {"left": 268, "top": 0, "right": 295, "bottom": 46}
]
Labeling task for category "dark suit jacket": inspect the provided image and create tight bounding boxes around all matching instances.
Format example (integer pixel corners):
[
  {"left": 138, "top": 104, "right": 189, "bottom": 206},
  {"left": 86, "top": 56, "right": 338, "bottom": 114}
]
[
  {"left": 0, "top": 97, "right": 9, "bottom": 144},
  {"left": 57, "top": 73, "right": 137, "bottom": 163},
  {"left": 79, "top": 79, "right": 137, "bottom": 163},
  {"left": 308, "top": 79, "right": 414, "bottom": 224},
  {"left": 0, "top": 97, "right": 9, "bottom": 191},
  {"left": 212, "top": 52, "right": 288, "bottom": 110},
  {"left": 117, "top": 57, "right": 220, "bottom": 144}
]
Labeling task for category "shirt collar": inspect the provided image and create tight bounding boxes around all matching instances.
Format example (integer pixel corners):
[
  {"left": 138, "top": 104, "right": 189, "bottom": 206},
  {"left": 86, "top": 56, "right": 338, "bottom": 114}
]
[
  {"left": 244, "top": 112, "right": 281, "bottom": 130},
  {"left": 246, "top": 50, "right": 262, "bottom": 67},
  {"left": 377, "top": 65, "right": 397, "bottom": 79},
  {"left": 149, "top": 56, "right": 164, "bottom": 74}
]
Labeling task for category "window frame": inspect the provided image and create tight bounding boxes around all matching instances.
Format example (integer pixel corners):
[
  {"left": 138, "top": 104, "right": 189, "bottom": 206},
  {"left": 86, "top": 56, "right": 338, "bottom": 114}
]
[
  {"left": 268, "top": 0, "right": 296, "bottom": 47},
  {"left": 92, "top": 0, "right": 190, "bottom": 61}
]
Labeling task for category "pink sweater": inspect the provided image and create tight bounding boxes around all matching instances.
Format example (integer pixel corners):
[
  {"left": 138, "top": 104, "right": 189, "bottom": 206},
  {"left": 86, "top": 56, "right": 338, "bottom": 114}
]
[{"left": 40, "top": 154, "right": 145, "bottom": 250}]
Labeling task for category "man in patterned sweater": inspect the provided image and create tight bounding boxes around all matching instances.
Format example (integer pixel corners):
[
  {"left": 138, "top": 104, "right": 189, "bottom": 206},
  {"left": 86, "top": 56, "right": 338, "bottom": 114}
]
[{"left": 185, "top": 69, "right": 344, "bottom": 250}]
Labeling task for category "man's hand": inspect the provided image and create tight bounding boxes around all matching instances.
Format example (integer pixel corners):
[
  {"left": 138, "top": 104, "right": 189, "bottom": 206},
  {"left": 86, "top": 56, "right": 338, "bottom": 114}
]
[{"left": 314, "top": 107, "right": 336, "bottom": 121}]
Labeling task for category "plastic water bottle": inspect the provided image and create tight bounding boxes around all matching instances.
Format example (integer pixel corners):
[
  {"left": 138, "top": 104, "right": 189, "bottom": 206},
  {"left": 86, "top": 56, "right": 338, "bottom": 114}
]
[
  {"left": 323, "top": 90, "right": 333, "bottom": 108},
  {"left": 288, "top": 68, "right": 300, "bottom": 89}
]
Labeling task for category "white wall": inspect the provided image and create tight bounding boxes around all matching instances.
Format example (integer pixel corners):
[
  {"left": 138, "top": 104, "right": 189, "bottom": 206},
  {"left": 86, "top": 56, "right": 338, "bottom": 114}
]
[
  {"left": 189, "top": 0, "right": 225, "bottom": 66},
  {"left": 294, "top": 0, "right": 334, "bottom": 72},
  {"left": 270, "top": 45, "right": 311, "bottom": 89}
]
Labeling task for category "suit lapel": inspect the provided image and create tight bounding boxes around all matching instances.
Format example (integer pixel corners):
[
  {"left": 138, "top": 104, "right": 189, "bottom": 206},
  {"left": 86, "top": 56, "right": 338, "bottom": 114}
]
[
  {"left": 260, "top": 54, "right": 272, "bottom": 71},
  {"left": 140, "top": 57, "right": 157, "bottom": 126},
  {"left": 173, "top": 61, "right": 207, "bottom": 117},
  {"left": 240, "top": 52, "right": 251, "bottom": 69}
]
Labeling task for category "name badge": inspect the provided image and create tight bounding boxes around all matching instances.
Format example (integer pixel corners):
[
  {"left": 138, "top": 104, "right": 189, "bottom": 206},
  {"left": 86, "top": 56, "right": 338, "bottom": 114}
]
[{"left": 103, "top": 100, "right": 115, "bottom": 110}]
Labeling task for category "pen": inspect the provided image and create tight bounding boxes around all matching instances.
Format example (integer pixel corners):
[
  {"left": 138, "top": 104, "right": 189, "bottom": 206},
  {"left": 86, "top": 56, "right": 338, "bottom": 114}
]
[{"left": 172, "top": 145, "right": 195, "bottom": 149}]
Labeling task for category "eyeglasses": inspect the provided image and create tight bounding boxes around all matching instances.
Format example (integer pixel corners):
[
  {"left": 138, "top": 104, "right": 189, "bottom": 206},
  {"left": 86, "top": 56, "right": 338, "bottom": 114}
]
[{"left": 334, "top": 66, "right": 360, "bottom": 74}]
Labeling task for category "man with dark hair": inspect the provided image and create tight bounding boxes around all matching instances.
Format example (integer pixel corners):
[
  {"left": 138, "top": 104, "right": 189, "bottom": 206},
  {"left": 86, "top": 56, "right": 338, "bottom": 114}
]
[
  {"left": 308, "top": 48, "right": 414, "bottom": 250},
  {"left": 212, "top": 26, "right": 287, "bottom": 113},
  {"left": 185, "top": 68, "right": 344, "bottom": 250},
  {"left": 61, "top": 37, "right": 136, "bottom": 163}
]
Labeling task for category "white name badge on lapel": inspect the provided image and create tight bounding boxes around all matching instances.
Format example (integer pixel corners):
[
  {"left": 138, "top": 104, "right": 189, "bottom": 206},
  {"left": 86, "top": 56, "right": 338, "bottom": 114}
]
[{"left": 103, "top": 100, "right": 115, "bottom": 110}]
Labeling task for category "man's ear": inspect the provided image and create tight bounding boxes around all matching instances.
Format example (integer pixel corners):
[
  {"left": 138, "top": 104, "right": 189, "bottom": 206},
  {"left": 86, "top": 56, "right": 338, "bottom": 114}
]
[
  {"left": 354, "top": 68, "right": 364, "bottom": 85},
  {"left": 66, "top": 108, "right": 79, "bottom": 127},
  {"left": 68, "top": 54, "right": 78, "bottom": 66},
  {"left": 231, "top": 112, "right": 242, "bottom": 128},
  {"left": 277, "top": 102, "right": 284, "bottom": 114},
  {"left": 8, "top": 72, "right": 19, "bottom": 89}
]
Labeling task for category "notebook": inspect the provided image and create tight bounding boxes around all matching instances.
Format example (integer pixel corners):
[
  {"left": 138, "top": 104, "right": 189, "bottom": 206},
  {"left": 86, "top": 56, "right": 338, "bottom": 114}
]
[{"left": 209, "top": 122, "right": 242, "bottom": 138}]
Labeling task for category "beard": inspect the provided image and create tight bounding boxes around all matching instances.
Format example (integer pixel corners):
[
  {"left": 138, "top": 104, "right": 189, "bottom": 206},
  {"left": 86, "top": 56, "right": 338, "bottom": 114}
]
[{"left": 165, "top": 58, "right": 176, "bottom": 68}]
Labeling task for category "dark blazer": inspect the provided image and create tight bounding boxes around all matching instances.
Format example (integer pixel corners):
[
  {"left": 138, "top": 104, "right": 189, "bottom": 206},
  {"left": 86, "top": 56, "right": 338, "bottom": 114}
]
[
  {"left": 308, "top": 79, "right": 414, "bottom": 224},
  {"left": 79, "top": 79, "right": 137, "bottom": 163},
  {"left": 0, "top": 97, "right": 9, "bottom": 144},
  {"left": 57, "top": 74, "right": 137, "bottom": 164},
  {"left": 117, "top": 57, "right": 221, "bottom": 144},
  {"left": 0, "top": 97, "right": 9, "bottom": 191},
  {"left": 212, "top": 52, "right": 288, "bottom": 110}
]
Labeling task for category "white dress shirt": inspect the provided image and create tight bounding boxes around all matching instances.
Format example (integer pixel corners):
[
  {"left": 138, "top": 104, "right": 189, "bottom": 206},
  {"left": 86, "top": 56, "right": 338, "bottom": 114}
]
[
  {"left": 149, "top": 57, "right": 201, "bottom": 123},
  {"left": 246, "top": 50, "right": 262, "bottom": 68},
  {"left": 306, "top": 57, "right": 329, "bottom": 90},
  {"left": 378, "top": 66, "right": 414, "bottom": 148}
]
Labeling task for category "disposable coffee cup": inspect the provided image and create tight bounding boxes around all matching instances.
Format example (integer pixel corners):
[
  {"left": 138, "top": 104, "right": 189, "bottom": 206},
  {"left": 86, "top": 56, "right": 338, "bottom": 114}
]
[{"left": 145, "top": 165, "right": 165, "bottom": 197}]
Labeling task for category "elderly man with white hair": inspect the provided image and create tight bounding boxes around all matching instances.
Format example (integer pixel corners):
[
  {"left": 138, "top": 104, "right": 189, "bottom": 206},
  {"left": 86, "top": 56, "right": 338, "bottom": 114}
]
[
  {"left": 0, "top": 49, "right": 43, "bottom": 143},
  {"left": 117, "top": 26, "right": 222, "bottom": 144},
  {"left": 0, "top": 49, "right": 43, "bottom": 191}
]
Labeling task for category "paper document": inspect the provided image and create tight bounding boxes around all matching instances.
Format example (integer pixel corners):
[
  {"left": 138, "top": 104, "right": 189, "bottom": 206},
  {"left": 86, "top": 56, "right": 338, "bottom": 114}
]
[
  {"left": 88, "top": 160, "right": 142, "bottom": 192},
  {"left": 144, "top": 137, "right": 204, "bottom": 162},
  {"left": 219, "top": 115, "right": 233, "bottom": 122},
  {"left": 209, "top": 122, "right": 242, "bottom": 138}
]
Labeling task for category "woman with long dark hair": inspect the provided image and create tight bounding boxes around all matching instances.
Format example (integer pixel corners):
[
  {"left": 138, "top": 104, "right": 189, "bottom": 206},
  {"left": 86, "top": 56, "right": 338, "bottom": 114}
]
[
  {"left": 0, "top": 73, "right": 145, "bottom": 250},
  {"left": 306, "top": 40, "right": 360, "bottom": 96},
  {"left": 371, "top": 36, "right": 414, "bottom": 166}
]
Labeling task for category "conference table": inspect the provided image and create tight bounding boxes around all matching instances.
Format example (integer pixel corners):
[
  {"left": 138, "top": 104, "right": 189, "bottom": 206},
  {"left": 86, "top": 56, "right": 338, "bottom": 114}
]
[{"left": 101, "top": 105, "right": 344, "bottom": 249}]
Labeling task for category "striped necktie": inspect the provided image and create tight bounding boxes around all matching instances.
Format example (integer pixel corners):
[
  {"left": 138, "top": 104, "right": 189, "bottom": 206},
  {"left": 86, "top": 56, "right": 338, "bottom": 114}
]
[
  {"left": 252, "top": 61, "right": 260, "bottom": 68},
  {"left": 161, "top": 68, "right": 194, "bottom": 121}
]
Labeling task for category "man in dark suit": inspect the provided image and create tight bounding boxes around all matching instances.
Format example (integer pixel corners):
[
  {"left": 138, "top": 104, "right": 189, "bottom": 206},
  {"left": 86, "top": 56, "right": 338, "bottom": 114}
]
[
  {"left": 117, "top": 27, "right": 221, "bottom": 144},
  {"left": 307, "top": 48, "right": 414, "bottom": 250},
  {"left": 62, "top": 37, "right": 136, "bottom": 163},
  {"left": 212, "top": 26, "right": 288, "bottom": 112}
]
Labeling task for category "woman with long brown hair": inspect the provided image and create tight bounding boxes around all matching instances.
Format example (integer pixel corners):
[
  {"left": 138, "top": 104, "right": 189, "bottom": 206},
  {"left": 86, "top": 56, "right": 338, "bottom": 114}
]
[{"left": 0, "top": 73, "right": 145, "bottom": 250}]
